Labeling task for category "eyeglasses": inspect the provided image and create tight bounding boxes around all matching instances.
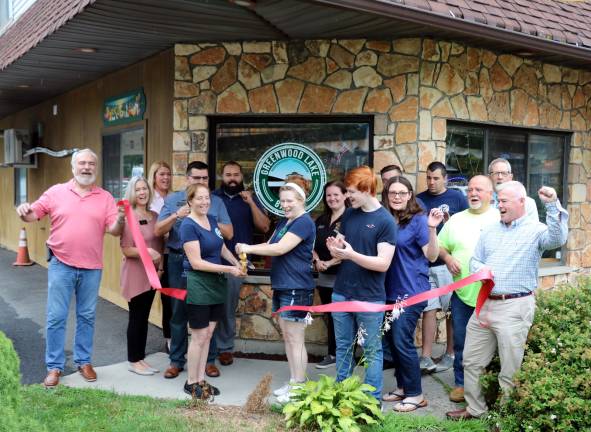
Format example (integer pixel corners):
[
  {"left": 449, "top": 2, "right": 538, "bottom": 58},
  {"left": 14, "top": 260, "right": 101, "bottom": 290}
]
[
  {"left": 388, "top": 191, "right": 409, "bottom": 198},
  {"left": 188, "top": 175, "right": 209, "bottom": 181},
  {"left": 489, "top": 171, "right": 511, "bottom": 177}
]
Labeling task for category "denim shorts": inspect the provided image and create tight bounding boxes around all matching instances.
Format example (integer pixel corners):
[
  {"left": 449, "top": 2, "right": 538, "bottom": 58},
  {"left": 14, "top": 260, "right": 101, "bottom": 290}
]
[{"left": 272, "top": 289, "right": 314, "bottom": 322}]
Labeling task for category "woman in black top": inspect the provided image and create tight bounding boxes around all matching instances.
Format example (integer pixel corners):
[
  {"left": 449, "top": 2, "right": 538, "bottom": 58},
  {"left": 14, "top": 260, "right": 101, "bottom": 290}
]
[{"left": 312, "top": 180, "right": 350, "bottom": 369}]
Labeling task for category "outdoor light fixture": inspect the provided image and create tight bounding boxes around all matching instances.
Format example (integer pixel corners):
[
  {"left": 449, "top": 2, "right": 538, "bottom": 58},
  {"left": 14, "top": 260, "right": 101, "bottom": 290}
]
[{"left": 74, "top": 47, "right": 98, "bottom": 53}]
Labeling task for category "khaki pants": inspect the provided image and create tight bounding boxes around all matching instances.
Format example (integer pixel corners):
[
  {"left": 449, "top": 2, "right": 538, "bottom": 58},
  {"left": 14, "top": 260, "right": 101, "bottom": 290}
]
[{"left": 463, "top": 295, "right": 535, "bottom": 417}]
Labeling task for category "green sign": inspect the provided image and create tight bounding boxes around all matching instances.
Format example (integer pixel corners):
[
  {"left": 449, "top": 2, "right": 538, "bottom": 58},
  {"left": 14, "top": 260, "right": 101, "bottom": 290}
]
[
  {"left": 103, "top": 88, "right": 146, "bottom": 126},
  {"left": 254, "top": 143, "right": 327, "bottom": 216}
]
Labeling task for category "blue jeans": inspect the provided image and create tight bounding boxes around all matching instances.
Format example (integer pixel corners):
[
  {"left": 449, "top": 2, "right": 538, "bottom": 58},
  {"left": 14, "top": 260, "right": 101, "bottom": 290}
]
[
  {"left": 331, "top": 292, "right": 384, "bottom": 400},
  {"left": 46, "top": 256, "right": 102, "bottom": 371},
  {"left": 450, "top": 292, "right": 475, "bottom": 387},
  {"left": 391, "top": 301, "right": 426, "bottom": 397},
  {"left": 168, "top": 252, "right": 216, "bottom": 368}
]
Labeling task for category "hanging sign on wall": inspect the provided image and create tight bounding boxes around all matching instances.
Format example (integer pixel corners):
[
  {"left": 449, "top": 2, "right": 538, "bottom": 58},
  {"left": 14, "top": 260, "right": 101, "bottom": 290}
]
[
  {"left": 103, "top": 88, "right": 146, "bottom": 126},
  {"left": 253, "top": 142, "right": 327, "bottom": 216}
]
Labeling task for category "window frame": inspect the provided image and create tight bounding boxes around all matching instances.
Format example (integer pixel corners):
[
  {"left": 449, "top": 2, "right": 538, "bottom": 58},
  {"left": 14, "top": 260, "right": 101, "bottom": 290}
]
[
  {"left": 446, "top": 120, "right": 570, "bottom": 265},
  {"left": 207, "top": 115, "right": 375, "bottom": 190},
  {"left": 101, "top": 120, "right": 147, "bottom": 199}
]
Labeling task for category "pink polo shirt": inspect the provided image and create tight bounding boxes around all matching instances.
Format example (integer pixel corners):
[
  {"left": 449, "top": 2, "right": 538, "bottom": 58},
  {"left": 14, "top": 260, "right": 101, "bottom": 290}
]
[{"left": 31, "top": 179, "right": 118, "bottom": 269}]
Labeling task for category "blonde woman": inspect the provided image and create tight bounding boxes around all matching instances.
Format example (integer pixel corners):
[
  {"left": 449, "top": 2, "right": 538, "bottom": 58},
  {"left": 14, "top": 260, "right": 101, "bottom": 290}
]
[
  {"left": 236, "top": 177, "right": 316, "bottom": 403},
  {"left": 147, "top": 161, "right": 172, "bottom": 352},
  {"left": 120, "top": 176, "right": 164, "bottom": 375}
]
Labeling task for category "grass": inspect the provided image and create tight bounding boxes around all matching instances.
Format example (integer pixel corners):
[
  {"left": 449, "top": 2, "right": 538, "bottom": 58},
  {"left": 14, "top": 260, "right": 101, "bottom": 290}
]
[
  {"left": 372, "top": 413, "right": 490, "bottom": 432},
  {"left": 19, "top": 385, "right": 284, "bottom": 432},
  {"left": 17, "top": 386, "right": 490, "bottom": 432}
]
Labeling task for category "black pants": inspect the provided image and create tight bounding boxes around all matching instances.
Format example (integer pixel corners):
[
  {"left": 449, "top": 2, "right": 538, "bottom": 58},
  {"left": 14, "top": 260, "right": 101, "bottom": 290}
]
[
  {"left": 317, "top": 286, "right": 336, "bottom": 356},
  {"left": 127, "top": 289, "right": 156, "bottom": 362},
  {"left": 160, "top": 254, "right": 172, "bottom": 339}
]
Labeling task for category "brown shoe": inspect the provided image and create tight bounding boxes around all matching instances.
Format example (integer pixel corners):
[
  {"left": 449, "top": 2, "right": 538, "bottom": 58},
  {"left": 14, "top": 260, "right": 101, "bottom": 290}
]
[
  {"left": 446, "top": 408, "right": 479, "bottom": 420},
  {"left": 78, "top": 364, "right": 97, "bottom": 382},
  {"left": 205, "top": 363, "right": 220, "bottom": 377},
  {"left": 218, "top": 352, "right": 234, "bottom": 366},
  {"left": 449, "top": 387, "right": 465, "bottom": 403},
  {"left": 164, "top": 365, "right": 184, "bottom": 379},
  {"left": 44, "top": 369, "right": 62, "bottom": 388}
]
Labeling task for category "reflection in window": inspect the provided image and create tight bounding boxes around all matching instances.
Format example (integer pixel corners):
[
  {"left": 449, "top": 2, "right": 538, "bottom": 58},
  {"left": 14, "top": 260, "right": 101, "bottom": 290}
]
[
  {"left": 445, "top": 122, "right": 568, "bottom": 263},
  {"left": 102, "top": 127, "right": 145, "bottom": 199},
  {"left": 14, "top": 167, "right": 27, "bottom": 206},
  {"left": 211, "top": 116, "right": 372, "bottom": 271}
]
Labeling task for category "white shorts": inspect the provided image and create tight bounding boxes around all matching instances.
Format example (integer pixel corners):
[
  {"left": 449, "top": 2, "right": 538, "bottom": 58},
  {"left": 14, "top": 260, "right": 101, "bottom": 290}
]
[{"left": 424, "top": 265, "right": 453, "bottom": 312}]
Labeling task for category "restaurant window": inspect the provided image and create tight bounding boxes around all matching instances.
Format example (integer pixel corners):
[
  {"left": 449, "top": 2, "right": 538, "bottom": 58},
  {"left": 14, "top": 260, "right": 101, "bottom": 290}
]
[
  {"left": 102, "top": 126, "right": 145, "bottom": 199},
  {"left": 445, "top": 122, "right": 569, "bottom": 264},
  {"left": 14, "top": 167, "right": 26, "bottom": 206},
  {"left": 209, "top": 116, "right": 373, "bottom": 270}
]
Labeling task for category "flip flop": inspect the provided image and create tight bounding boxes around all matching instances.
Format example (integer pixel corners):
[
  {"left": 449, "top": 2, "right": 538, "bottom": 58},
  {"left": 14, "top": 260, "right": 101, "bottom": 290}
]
[
  {"left": 382, "top": 391, "right": 405, "bottom": 402},
  {"left": 392, "top": 399, "right": 428, "bottom": 412}
]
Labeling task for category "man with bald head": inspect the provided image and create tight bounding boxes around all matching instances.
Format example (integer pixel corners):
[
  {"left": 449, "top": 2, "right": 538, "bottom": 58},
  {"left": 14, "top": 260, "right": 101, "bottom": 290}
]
[
  {"left": 437, "top": 175, "right": 499, "bottom": 403},
  {"left": 447, "top": 181, "right": 568, "bottom": 420}
]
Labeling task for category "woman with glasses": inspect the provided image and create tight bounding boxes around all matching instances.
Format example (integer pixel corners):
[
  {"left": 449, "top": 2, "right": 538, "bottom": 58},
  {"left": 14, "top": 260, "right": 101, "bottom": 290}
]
[
  {"left": 120, "top": 176, "right": 164, "bottom": 376},
  {"left": 381, "top": 176, "right": 443, "bottom": 412}
]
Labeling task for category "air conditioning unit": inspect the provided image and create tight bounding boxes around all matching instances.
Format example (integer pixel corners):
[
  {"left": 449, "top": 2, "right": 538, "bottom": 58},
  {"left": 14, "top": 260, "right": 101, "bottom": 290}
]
[{"left": 3, "top": 129, "right": 37, "bottom": 167}]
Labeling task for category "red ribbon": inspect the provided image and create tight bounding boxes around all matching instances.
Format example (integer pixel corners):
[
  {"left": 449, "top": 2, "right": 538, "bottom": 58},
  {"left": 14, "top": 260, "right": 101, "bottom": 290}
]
[
  {"left": 273, "top": 268, "right": 494, "bottom": 317},
  {"left": 117, "top": 200, "right": 187, "bottom": 301}
]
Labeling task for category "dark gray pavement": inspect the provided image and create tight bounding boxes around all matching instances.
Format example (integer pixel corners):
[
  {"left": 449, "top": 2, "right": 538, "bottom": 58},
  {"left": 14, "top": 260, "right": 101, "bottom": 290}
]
[{"left": 0, "top": 246, "right": 164, "bottom": 384}]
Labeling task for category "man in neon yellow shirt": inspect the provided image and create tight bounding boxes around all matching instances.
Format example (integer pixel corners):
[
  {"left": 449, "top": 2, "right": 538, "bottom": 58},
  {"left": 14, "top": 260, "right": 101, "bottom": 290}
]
[{"left": 437, "top": 175, "right": 499, "bottom": 403}]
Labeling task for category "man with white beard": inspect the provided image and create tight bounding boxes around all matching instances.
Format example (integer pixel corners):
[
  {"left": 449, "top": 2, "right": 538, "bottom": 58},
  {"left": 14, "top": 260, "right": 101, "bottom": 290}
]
[
  {"left": 436, "top": 175, "right": 499, "bottom": 403},
  {"left": 16, "top": 148, "right": 125, "bottom": 388}
]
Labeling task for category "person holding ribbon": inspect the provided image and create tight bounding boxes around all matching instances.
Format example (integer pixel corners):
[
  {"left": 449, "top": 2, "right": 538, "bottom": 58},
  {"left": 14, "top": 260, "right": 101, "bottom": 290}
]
[
  {"left": 147, "top": 161, "right": 173, "bottom": 354},
  {"left": 312, "top": 180, "right": 349, "bottom": 369},
  {"left": 119, "top": 176, "right": 164, "bottom": 376},
  {"left": 235, "top": 177, "right": 316, "bottom": 404},
  {"left": 381, "top": 176, "right": 443, "bottom": 412},
  {"left": 326, "top": 166, "right": 398, "bottom": 403},
  {"left": 180, "top": 183, "right": 245, "bottom": 399}
]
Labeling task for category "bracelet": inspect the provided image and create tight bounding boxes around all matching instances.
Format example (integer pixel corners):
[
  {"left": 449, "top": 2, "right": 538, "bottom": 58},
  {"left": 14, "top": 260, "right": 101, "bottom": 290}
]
[{"left": 428, "top": 225, "right": 437, "bottom": 229}]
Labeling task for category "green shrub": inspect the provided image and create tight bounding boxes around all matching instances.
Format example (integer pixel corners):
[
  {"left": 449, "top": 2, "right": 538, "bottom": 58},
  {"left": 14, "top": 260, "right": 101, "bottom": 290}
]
[
  {"left": 283, "top": 375, "right": 383, "bottom": 432},
  {"left": 482, "top": 278, "right": 591, "bottom": 431},
  {"left": 0, "top": 331, "right": 22, "bottom": 431}
]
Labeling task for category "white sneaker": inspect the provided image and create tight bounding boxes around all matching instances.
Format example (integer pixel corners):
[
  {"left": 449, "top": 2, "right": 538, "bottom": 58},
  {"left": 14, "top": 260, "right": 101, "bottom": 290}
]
[
  {"left": 276, "top": 392, "right": 293, "bottom": 404},
  {"left": 273, "top": 381, "right": 294, "bottom": 397}
]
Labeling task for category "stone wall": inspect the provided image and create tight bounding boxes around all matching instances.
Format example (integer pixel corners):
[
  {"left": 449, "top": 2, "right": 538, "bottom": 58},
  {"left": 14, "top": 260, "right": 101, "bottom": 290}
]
[{"left": 173, "top": 38, "right": 591, "bottom": 345}]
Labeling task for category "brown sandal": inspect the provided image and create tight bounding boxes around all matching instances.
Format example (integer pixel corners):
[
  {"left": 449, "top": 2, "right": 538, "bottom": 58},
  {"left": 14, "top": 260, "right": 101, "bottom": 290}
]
[{"left": 382, "top": 391, "right": 405, "bottom": 402}]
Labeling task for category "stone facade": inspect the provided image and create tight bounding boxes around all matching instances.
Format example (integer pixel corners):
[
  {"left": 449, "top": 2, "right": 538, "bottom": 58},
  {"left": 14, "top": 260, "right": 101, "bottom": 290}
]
[{"left": 173, "top": 38, "right": 591, "bottom": 345}]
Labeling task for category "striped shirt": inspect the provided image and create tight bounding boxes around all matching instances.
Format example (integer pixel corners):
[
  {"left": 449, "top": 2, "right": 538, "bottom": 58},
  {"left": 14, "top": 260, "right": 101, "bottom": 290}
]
[{"left": 470, "top": 201, "right": 568, "bottom": 295}]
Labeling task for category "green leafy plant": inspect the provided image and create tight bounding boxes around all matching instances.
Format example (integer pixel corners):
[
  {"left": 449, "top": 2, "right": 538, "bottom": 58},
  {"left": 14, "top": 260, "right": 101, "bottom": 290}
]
[{"left": 282, "top": 374, "right": 383, "bottom": 432}]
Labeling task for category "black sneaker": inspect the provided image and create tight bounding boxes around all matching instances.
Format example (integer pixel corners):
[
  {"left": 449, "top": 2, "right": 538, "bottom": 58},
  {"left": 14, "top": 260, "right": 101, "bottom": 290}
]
[
  {"left": 183, "top": 381, "right": 203, "bottom": 398},
  {"left": 315, "top": 355, "right": 336, "bottom": 369},
  {"left": 200, "top": 380, "right": 220, "bottom": 396}
]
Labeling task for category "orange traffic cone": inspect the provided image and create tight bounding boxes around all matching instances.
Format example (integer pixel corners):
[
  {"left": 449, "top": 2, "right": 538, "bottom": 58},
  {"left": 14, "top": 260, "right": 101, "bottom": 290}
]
[{"left": 13, "top": 227, "right": 34, "bottom": 266}]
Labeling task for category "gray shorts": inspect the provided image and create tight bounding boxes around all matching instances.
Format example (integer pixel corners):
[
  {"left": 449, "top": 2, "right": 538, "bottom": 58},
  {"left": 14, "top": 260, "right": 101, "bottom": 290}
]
[{"left": 424, "top": 265, "right": 453, "bottom": 312}]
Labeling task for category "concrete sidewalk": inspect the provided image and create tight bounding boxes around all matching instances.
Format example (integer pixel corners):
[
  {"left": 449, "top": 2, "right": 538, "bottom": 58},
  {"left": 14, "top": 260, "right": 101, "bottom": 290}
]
[
  {"left": 60, "top": 350, "right": 459, "bottom": 417},
  {"left": 1, "top": 246, "right": 460, "bottom": 417}
]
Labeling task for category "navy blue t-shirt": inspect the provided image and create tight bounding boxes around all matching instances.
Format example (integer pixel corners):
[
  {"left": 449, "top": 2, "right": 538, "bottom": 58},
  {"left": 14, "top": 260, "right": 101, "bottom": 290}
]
[
  {"left": 180, "top": 215, "right": 224, "bottom": 272},
  {"left": 269, "top": 214, "right": 316, "bottom": 290},
  {"left": 385, "top": 214, "right": 431, "bottom": 301},
  {"left": 212, "top": 188, "right": 265, "bottom": 262},
  {"left": 416, "top": 188, "right": 468, "bottom": 266},
  {"left": 334, "top": 206, "right": 398, "bottom": 302}
]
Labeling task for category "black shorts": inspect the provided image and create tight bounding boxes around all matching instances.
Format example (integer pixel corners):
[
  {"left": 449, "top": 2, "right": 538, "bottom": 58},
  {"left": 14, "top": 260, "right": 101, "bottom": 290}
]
[{"left": 187, "top": 303, "right": 224, "bottom": 329}]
